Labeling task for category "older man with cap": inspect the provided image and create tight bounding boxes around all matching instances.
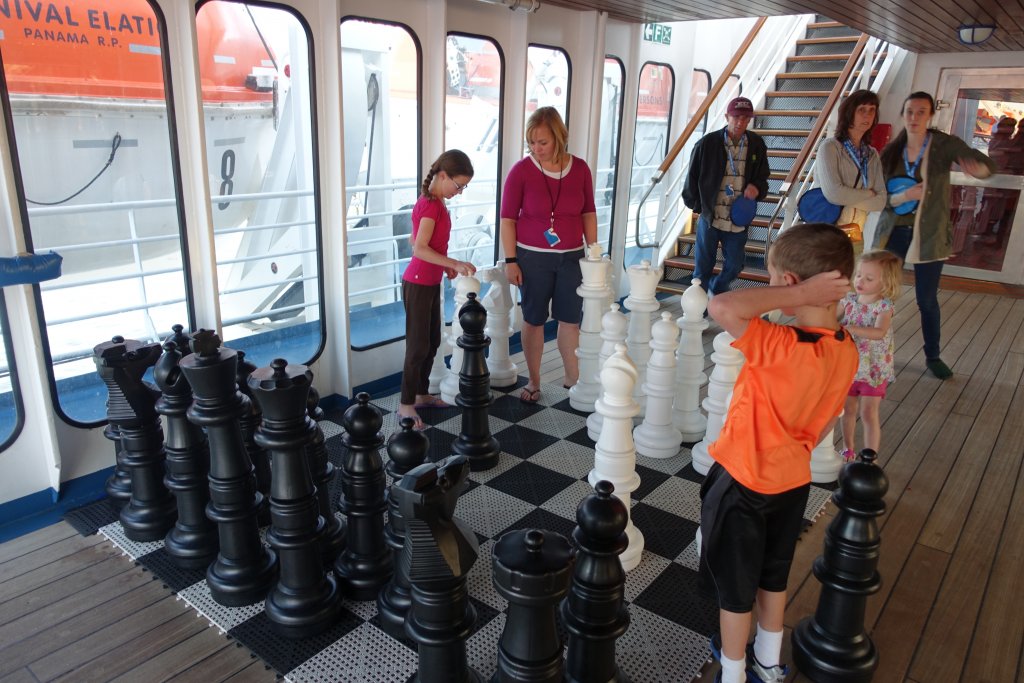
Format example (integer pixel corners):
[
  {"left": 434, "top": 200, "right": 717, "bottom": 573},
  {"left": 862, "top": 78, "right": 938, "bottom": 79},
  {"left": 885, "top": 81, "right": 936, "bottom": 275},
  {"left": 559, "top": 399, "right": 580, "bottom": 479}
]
[{"left": 682, "top": 96, "right": 770, "bottom": 295}]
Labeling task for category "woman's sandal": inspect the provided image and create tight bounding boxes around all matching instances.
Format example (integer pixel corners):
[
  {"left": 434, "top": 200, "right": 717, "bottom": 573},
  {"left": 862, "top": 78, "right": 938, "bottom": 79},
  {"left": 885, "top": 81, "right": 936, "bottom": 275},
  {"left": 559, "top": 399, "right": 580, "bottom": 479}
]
[{"left": 519, "top": 387, "right": 541, "bottom": 404}]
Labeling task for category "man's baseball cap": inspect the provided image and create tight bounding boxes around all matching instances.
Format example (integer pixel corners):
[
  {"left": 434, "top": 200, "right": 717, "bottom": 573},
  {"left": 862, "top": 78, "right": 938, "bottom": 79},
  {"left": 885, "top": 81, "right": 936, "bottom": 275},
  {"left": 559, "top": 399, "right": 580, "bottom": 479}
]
[{"left": 726, "top": 97, "right": 754, "bottom": 116}]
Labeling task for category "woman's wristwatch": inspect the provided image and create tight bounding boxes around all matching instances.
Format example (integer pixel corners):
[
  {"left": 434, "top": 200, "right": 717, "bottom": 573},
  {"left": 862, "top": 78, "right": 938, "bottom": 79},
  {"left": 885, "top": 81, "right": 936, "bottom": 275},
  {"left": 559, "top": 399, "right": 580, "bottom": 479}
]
[{"left": 505, "top": 257, "right": 518, "bottom": 264}]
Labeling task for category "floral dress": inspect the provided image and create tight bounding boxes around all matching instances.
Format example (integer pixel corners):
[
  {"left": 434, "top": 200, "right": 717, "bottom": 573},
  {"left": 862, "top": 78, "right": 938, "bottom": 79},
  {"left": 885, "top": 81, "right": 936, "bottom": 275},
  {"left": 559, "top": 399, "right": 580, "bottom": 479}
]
[{"left": 840, "top": 293, "right": 895, "bottom": 388}]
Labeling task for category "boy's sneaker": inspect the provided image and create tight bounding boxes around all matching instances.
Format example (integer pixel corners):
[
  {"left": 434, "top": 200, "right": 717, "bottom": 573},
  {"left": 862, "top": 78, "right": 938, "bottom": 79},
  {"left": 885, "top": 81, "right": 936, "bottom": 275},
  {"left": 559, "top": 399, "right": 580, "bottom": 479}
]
[{"left": 746, "top": 644, "right": 790, "bottom": 683}]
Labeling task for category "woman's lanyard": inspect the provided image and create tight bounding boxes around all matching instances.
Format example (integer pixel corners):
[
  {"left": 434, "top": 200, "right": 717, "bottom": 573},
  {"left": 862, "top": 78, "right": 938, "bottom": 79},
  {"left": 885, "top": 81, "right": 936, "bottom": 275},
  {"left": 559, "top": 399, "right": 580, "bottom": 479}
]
[
  {"left": 541, "top": 158, "right": 564, "bottom": 230},
  {"left": 903, "top": 133, "right": 930, "bottom": 180},
  {"left": 842, "top": 139, "right": 870, "bottom": 188},
  {"left": 723, "top": 130, "right": 746, "bottom": 196}
]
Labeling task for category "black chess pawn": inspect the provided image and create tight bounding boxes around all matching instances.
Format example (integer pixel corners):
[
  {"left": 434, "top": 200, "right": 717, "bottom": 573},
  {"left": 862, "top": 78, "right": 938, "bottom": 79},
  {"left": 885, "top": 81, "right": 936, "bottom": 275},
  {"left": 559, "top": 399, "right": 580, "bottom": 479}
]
[
  {"left": 377, "top": 417, "right": 430, "bottom": 639},
  {"left": 306, "top": 386, "right": 345, "bottom": 566},
  {"left": 561, "top": 480, "right": 631, "bottom": 683},
  {"left": 93, "top": 336, "right": 177, "bottom": 542},
  {"left": 179, "top": 329, "right": 277, "bottom": 607},
  {"left": 250, "top": 359, "right": 342, "bottom": 639},
  {"left": 492, "top": 528, "right": 573, "bottom": 683},
  {"left": 397, "top": 455, "right": 481, "bottom": 683},
  {"left": 236, "top": 350, "right": 272, "bottom": 526},
  {"left": 451, "top": 292, "right": 500, "bottom": 472},
  {"left": 102, "top": 422, "right": 131, "bottom": 509},
  {"left": 333, "top": 392, "right": 393, "bottom": 600},
  {"left": 792, "top": 449, "right": 887, "bottom": 682},
  {"left": 156, "top": 339, "right": 218, "bottom": 569}
]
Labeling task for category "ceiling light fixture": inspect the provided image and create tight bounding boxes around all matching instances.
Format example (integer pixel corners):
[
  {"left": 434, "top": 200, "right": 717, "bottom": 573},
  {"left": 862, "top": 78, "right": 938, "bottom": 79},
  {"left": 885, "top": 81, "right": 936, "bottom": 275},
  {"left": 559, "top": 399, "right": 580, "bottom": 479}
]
[{"left": 957, "top": 24, "right": 996, "bottom": 46}]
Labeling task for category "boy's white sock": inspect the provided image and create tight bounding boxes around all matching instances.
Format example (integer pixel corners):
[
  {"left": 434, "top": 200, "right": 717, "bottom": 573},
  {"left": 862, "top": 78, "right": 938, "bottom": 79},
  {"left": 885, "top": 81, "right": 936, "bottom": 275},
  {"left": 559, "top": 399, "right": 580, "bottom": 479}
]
[
  {"left": 720, "top": 653, "right": 746, "bottom": 683},
  {"left": 754, "top": 624, "right": 783, "bottom": 668}
]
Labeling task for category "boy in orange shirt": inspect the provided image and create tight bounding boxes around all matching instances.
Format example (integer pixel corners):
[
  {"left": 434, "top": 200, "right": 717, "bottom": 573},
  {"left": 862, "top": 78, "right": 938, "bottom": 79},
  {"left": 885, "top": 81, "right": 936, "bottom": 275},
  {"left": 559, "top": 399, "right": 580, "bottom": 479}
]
[{"left": 702, "top": 222, "right": 858, "bottom": 683}]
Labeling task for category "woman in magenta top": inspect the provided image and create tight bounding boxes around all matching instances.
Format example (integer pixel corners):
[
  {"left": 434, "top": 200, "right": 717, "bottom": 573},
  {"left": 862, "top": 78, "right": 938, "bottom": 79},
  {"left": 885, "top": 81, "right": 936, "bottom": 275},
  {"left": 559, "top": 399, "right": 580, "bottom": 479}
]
[
  {"left": 500, "top": 107, "right": 597, "bottom": 403},
  {"left": 399, "top": 149, "right": 476, "bottom": 429}
]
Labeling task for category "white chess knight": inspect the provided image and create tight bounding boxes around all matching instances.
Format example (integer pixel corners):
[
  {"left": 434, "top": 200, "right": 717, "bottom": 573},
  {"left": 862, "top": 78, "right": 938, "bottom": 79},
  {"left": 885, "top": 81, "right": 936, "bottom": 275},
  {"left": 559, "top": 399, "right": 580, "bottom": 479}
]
[
  {"left": 623, "top": 260, "right": 662, "bottom": 409},
  {"left": 588, "top": 343, "right": 644, "bottom": 572},
  {"left": 586, "top": 303, "right": 629, "bottom": 442},
  {"left": 690, "top": 330, "right": 745, "bottom": 475},
  {"left": 633, "top": 312, "right": 683, "bottom": 459},
  {"left": 569, "top": 244, "right": 612, "bottom": 412},
  {"left": 673, "top": 278, "right": 709, "bottom": 442},
  {"left": 478, "top": 265, "right": 518, "bottom": 387},
  {"left": 440, "top": 274, "right": 481, "bottom": 406}
]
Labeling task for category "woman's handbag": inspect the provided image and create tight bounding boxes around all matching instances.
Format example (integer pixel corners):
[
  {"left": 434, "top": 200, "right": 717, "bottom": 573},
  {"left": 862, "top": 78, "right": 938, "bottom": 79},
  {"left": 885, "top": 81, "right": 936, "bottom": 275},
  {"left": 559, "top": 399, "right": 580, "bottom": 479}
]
[{"left": 797, "top": 188, "right": 842, "bottom": 224}]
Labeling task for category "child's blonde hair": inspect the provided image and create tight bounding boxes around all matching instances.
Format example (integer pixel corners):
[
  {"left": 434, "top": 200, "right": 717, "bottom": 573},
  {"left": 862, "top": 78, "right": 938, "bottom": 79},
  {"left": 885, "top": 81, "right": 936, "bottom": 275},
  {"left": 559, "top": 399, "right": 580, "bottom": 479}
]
[{"left": 857, "top": 250, "right": 902, "bottom": 300}]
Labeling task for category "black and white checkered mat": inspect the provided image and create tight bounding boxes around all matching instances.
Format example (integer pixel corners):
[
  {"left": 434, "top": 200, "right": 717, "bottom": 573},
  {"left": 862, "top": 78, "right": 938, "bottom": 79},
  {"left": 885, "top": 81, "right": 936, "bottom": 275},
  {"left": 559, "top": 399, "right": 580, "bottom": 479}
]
[{"left": 80, "top": 379, "right": 834, "bottom": 682}]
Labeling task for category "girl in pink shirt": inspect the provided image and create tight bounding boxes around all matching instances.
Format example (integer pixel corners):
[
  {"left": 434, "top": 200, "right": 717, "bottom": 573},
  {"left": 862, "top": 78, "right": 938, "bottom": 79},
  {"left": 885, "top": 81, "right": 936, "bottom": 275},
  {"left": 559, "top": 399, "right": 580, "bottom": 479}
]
[{"left": 399, "top": 150, "right": 476, "bottom": 429}]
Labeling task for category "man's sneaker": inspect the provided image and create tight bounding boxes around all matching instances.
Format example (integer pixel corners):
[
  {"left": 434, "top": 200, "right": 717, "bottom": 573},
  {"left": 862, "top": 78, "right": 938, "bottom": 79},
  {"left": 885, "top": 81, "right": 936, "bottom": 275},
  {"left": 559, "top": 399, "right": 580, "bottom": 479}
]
[{"left": 746, "top": 644, "right": 790, "bottom": 683}]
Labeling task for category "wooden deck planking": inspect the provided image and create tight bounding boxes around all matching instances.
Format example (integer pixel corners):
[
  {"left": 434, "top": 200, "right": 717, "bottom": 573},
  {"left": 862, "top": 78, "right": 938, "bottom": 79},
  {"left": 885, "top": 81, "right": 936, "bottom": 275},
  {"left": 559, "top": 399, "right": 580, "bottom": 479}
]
[{"left": 166, "top": 640, "right": 276, "bottom": 682}]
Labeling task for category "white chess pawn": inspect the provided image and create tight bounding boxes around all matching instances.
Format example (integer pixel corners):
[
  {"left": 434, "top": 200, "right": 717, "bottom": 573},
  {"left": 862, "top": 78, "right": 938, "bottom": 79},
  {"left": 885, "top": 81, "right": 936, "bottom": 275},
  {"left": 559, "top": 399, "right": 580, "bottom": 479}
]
[
  {"left": 690, "top": 330, "right": 745, "bottom": 475},
  {"left": 440, "top": 275, "right": 481, "bottom": 405},
  {"left": 588, "top": 343, "right": 644, "bottom": 571},
  {"left": 810, "top": 428, "right": 842, "bottom": 483},
  {"left": 634, "top": 312, "right": 683, "bottom": 459},
  {"left": 428, "top": 292, "right": 450, "bottom": 395},
  {"left": 587, "top": 303, "right": 629, "bottom": 442},
  {"left": 624, "top": 260, "right": 662, "bottom": 409},
  {"left": 569, "top": 246, "right": 612, "bottom": 412},
  {"left": 673, "top": 278, "right": 709, "bottom": 442},
  {"left": 479, "top": 266, "right": 518, "bottom": 387}
]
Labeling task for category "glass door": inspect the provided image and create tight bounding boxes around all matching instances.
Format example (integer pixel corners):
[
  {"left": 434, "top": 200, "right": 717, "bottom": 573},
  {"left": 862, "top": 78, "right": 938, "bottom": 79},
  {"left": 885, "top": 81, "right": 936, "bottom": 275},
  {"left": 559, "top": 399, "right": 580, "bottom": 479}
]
[{"left": 936, "top": 69, "right": 1024, "bottom": 285}]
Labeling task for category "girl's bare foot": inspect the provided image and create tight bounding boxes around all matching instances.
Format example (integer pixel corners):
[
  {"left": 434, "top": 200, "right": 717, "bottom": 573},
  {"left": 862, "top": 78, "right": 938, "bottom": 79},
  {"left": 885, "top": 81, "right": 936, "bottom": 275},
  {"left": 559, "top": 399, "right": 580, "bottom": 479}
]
[{"left": 397, "top": 404, "right": 425, "bottom": 431}]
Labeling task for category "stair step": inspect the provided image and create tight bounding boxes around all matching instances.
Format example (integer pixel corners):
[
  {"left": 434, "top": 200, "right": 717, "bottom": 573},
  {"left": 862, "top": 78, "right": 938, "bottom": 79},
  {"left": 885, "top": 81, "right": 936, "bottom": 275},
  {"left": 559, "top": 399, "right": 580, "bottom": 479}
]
[
  {"left": 755, "top": 109, "right": 820, "bottom": 117},
  {"left": 797, "top": 36, "right": 861, "bottom": 45},
  {"left": 807, "top": 21, "right": 845, "bottom": 29},
  {"left": 677, "top": 234, "right": 771, "bottom": 255},
  {"left": 766, "top": 90, "right": 849, "bottom": 98},
  {"left": 750, "top": 129, "right": 810, "bottom": 137},
  {"left": 777, "top": 70, "right": 877, "bottom": 79},
  {"left": 787, "top": 52, "right": 885, "bottom": 63},
  {"left": 661, "top": 257, "right": 771, "bottom": 287},
  {"left": 767, "top": 150, "right": 802, "bottom": 158}
]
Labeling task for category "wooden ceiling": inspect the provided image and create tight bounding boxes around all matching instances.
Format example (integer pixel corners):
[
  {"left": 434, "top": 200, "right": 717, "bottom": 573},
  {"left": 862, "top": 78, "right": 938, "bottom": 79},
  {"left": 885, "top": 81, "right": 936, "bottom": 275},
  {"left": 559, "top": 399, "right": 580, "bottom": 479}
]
[{"left": 544, "top": 0, "right": 1024, "bottom": 53}]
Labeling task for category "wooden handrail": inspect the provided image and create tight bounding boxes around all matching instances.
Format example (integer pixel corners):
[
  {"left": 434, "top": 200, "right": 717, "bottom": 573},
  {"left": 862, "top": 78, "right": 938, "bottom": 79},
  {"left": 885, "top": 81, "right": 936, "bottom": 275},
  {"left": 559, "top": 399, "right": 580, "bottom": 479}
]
[
  {"left": 657, "top": 17, "right": 767, "bottom": 176},
  {"left": 780, "top": 33, "right": 868, "bottom": 191}
]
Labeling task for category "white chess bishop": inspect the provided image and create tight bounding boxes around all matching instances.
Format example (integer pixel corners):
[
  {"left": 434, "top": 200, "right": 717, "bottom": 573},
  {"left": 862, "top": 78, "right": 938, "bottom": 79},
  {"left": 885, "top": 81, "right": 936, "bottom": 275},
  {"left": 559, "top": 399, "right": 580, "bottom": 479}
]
[{"left": 569, "top": 243, "right": 612, "bottom": 412}]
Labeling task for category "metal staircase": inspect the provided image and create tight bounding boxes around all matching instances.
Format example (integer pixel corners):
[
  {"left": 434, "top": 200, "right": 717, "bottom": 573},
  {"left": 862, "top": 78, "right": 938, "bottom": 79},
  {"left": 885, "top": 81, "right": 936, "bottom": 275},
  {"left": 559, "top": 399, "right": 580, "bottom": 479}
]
[{"left": 660, "top": 17, "right": 881, "bottom": 293}]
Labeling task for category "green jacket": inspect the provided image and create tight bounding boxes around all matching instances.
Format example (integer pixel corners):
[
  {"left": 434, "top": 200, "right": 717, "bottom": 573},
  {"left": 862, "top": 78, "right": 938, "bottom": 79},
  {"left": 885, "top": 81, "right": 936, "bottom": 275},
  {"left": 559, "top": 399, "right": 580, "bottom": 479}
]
[{"left": 873, "top": 130, "right": 996, "bottom": 263}]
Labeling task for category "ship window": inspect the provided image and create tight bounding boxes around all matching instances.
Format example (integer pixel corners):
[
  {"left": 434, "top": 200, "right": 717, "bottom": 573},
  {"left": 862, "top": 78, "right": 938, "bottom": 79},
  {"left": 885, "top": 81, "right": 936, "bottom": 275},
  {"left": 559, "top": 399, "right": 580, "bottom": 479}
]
[
  {"left": 596, "top": 56, "right": 625, "bottom": 252},
  {"left": 689, "top": 69, "right": 712, "bottom": 138},
  {"left": 0, "top": 294, "right": 25, "bottom": 451},
  {"left": 444, "top": 33, "right": 502, "bottom": 279},
  {"left": 627, "top": 62, "right": 675, "bottom": 264},
  {"left": 341, "top": 19, "right": 421, "bottom": 350},
  {"left": 0, "top": 0, "right": 190, "bottom": 425},
  {"left": 525, "top": 45, "right": 571, "bottom": 142},
  {"left": 197, "top": 2, "right": 324, "bottom": 368}
]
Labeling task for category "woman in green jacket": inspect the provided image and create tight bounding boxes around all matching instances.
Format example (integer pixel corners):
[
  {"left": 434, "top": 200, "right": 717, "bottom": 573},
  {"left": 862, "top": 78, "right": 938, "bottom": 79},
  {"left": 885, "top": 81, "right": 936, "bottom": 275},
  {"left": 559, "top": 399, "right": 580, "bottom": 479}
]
[{"left": 875, "top": 92, "right": 996, "bottom": 380}]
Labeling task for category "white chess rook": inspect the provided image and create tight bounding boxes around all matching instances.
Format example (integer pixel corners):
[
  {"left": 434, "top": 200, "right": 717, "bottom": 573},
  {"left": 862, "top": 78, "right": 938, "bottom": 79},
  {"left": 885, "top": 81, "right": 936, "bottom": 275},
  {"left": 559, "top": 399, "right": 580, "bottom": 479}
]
[
  {"left": 428, "top": 292, "right": 450, "bottom": 395},
  {"left": 623, "top": 260, "right": 661, "bottom": 409},
  {"left": 479, "top": 266, "right": 518, "bottom": 387},
  {"left": 587, "top": 303, "right": 629, "bottom": 442},
  {"left": 810, "top": 428, "right": 843, "bottom": 483},
  {"left": 690, "top": 330, "right": 744, "bottom": 475},
  {"left": 440, "top": 275, "right": 481, "bottom": 405},
  {"left": 673, "top": 279, "right": 709, "bottom": 442},
  {"left": 634, "top": 312, "right": 683, "bottom": 459},
  {"left": 570, "top": 244, "right": 612, "bottom": 412},
  {"left": 588, "top": 343, "right": 644, "bottom": 572}
]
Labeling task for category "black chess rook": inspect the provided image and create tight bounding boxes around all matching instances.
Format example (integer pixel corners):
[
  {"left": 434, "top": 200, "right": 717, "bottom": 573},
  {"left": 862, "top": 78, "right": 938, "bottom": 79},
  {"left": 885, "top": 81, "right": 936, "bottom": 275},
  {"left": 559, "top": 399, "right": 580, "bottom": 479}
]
[
  {"left": 102, "top": 422, "right": 131, "bottom": 509},
  {"left": 250, "top": 359, "right": 342, "bottom": 640},
  {"left": 492, "top": 528, "right": 573, "bottom": 683},
  {"left": 306, "top": 386, "right": 346, "bottom": 566},
  {"left": 451, "top": 291, "right": 500, "bottom": 471},
  {"left": 180, "top": 329, "right": 277, "bottom": 607},
  {"left": 333, "top": 392, "right": 393, "bottom": 600},
  {"left": 561, "top": 480, "right": 631, "bottom": 683},
  {"left": 378, "top": 416, "right": 430, "bottom": 639},
  {"left": 93, "top": 336, "right": 177, "bottom": 542},
  {"left": 792, "top": 449, "right": 887, "bottom": 682},
  {"left": 156, "top": 337, "right": 218, "bottom": 569},
  {"left": 398, "top": 455, "right": 481, "bottom": 683}
]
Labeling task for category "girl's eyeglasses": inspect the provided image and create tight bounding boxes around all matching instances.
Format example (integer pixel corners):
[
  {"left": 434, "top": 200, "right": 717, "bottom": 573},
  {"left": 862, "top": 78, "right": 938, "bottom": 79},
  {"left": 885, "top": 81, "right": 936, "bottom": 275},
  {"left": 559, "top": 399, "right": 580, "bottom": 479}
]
[{"left": 450, "top": 177, "right": 467, "bottom": 193}]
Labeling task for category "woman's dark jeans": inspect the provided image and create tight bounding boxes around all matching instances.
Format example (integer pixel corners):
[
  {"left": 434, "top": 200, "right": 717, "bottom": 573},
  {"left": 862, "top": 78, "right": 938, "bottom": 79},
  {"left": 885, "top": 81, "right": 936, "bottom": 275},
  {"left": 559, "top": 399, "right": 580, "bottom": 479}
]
[{"left": 885, "top": 226, "right": 944, "bottom": 360}]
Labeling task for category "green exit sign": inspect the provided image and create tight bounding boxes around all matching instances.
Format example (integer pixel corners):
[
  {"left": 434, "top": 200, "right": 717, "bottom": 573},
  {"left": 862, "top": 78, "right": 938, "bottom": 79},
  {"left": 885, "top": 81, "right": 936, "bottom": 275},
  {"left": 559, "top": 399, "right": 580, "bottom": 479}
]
[{"left": 643, "top": 23, "right": 672, "bottom": 45}]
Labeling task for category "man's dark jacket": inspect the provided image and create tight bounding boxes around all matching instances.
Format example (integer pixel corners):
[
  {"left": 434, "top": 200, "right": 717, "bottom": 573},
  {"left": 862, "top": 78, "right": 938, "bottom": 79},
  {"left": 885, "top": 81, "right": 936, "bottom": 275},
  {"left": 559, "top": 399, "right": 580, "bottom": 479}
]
[{"left": 682, "top": 126, "right": 770, "bottom": 219}]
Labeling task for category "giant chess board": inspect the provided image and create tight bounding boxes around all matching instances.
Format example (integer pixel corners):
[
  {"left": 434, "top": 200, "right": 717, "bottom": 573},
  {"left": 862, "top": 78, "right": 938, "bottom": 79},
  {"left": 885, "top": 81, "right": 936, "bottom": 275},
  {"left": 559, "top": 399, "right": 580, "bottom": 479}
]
[{"left": 90, "top": 378, "right": 834, "bottom": 682}]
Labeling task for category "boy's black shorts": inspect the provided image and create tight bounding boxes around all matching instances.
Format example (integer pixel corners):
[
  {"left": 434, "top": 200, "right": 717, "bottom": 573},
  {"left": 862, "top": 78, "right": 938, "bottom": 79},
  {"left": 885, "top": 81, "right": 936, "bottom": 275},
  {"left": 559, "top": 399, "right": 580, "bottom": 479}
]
[{"left": 698, "top": 461, "right": 810, "bottom": 613}]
